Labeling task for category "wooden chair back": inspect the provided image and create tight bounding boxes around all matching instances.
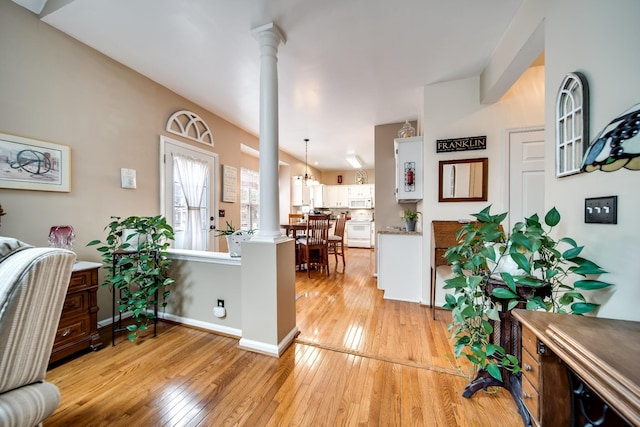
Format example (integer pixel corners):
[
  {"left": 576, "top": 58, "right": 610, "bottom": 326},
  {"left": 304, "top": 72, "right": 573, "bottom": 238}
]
[
  {"left": 288, "top": 213, "right": 304, "bottom": 225},
  {"left": 327, "top": 214, "right": 346, "bottom": 273},
  {"left": 332, "top": 214, "right": 346, "bottom": 238},
  {"left": 305, "top": 214, "right": 330, "bottom": 245}
]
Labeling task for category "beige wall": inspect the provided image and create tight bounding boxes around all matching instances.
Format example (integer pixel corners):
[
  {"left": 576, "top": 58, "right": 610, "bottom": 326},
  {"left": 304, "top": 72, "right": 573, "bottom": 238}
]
[
  {"left": 374, "top": 121, "right": 419, "bottom": 233},
  {"left": 0, "top": 0, "right": 308, "bottom": 321},
  {"left": 241, "top": 152, "right": 260, "bottom": 173},
  {"left": 166, "top": 259, "right": 242, "bottom": 334},
  {"left": 320, "top": 169, "right": 375, "bottom": 186}
]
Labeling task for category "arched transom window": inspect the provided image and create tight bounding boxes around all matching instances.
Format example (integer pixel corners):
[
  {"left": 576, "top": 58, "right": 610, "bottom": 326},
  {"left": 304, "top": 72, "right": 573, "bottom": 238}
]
[
  {"left": 166, "top": 110, "right": 214, "bottom": 146},
  {"left": 555, "top": 72, "right": 589, "bottom": 177}
]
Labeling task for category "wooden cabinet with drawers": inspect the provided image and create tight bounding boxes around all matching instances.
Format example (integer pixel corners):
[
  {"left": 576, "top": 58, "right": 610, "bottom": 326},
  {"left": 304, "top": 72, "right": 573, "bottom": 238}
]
[
  {"left": 519, "top": 324, "right": 570, "bottom": 426},
  {"left": 49, "top": 262, "right": 103, "bottom": 364},
  {"left": 514, "top": 309, "right": 639, "bottom": 426}
]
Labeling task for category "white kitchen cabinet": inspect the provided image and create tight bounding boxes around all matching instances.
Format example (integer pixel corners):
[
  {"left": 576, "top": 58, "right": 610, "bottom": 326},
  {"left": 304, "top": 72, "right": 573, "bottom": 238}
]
[
  {"left": 377, "top": 231, "right": 423, "bottom": 302},
  {"left": 311, "top": 184, "right": 327, "bottom": 208},
  {"left": 370, "top": 221, "right": 375, "bottom": 247},
  {"left": 348, "top": 184, "right": 372, "bottom": 199},
  {"left": 370, "top": 184, "right": 375, "bottom": 207},
  {"left": 292, "top": 176, "right": 310, "bottom": 206},
  {"left": 395, "top": 136, "right": 423, "bottom": 202},
  {"left": 326, "top": 185, "right": 349, "bottom": 208}
]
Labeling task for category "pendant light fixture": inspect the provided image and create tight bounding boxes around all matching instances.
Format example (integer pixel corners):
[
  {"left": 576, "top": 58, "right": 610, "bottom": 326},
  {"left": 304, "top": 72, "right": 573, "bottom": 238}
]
[{"left": 303, "top": 138, "right": 317, "bottom": 186}]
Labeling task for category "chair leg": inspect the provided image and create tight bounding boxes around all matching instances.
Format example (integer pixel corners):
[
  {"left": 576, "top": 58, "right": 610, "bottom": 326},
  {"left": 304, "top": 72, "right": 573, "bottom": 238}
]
[{"left": 325, "top": 247, "right": 329, "bottom": 276}]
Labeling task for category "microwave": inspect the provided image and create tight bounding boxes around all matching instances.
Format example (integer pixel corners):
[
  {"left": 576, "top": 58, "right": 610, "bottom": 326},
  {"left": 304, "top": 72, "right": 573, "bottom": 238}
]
[{"left": 348, "top": 198, "right": 372, "bottom": 209}]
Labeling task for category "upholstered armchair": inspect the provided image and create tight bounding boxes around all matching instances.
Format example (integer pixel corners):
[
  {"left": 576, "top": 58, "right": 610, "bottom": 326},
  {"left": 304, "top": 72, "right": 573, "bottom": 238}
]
[{"left": 0, "top": 237, "right": 76, "bottom": 427}]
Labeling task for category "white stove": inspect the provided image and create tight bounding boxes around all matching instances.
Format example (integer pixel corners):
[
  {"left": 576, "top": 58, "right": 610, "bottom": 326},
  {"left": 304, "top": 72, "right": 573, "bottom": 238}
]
[{"left": 346, "top": 210, "right": 374, "bottom": 248}]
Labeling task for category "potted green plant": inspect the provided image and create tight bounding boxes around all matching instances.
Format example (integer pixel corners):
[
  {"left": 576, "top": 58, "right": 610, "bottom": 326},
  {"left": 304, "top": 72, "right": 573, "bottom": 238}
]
[
  {"left": 442, "top": 205, "right": 613, "bottom": 391},
  {"left": 215, "top": 220, "right": 254, "bottom": 257},
  {"left": 402, "top": 209, "right": 421, "bottom": 232},
  {"left": 88, "top": 215, "right": 175, "bottom": 342}
]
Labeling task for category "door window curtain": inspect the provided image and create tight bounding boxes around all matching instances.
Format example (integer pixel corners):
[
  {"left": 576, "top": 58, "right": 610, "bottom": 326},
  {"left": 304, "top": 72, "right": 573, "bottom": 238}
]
[{"left": 173, "top": 153, "right": 209, "bottom": 250}]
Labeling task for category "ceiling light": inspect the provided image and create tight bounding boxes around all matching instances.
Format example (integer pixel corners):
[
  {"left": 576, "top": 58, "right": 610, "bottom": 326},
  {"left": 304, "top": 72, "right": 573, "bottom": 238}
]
[
  {"left": 303, "top": 138, "right": 317, "bottom": 186},
  {"left": 346, "top": 154, "right": 362, "bottom": 169}
]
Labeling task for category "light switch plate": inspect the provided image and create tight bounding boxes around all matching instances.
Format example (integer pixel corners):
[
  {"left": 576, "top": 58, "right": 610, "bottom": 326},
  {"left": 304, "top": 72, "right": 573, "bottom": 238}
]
[
  {"left": 120, "top": 168, "right": 137, "bottom": 189},
  {"left": 585, "top": 196, "right": 617, "bottom": 224}
]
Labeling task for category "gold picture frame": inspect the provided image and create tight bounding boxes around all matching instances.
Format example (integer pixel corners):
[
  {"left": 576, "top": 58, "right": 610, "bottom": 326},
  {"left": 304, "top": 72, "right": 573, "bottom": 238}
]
[{"left": 0, "top": 132, "right": 71, "bottom": 192}]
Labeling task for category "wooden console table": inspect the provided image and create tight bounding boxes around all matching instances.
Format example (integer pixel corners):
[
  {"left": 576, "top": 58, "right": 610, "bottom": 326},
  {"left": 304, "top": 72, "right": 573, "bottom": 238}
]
[
  {"left": 50, "top": 262, "right": 103, "bottom": 363},
  {"left": 512, "top": 309, "right": 639, "bottom": 426}
]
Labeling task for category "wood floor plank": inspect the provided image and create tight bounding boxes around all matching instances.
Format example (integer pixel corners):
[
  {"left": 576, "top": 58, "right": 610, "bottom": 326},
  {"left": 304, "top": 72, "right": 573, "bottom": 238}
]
[{"left": 45, "top": 247, "right": 522, "bottom": 426}]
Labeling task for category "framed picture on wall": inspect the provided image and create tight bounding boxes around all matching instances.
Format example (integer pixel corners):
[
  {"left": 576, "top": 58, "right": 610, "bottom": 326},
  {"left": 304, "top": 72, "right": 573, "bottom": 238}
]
[
  {"left": 0, "top": 132, "right": 71, "bottom": 192},
  {"left": 222, "top": 164, "right": 237, "bottom": 202}
]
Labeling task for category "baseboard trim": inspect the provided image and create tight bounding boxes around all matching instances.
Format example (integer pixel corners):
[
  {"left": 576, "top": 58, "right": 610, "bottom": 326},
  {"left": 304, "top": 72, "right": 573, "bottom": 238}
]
[
  {"left": 98, "top": 310, "right": 242, "bottom": 339},
  {"left": 238, "top": 326, "right": 299, "bottom": 357},
  {"left": 157, "top": 311, "right": 242, "bottom": 338}
]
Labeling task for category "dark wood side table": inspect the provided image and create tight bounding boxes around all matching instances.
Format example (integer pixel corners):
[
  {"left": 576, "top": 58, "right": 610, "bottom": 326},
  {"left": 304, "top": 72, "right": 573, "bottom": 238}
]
[
  {"left": 50, "top": 262, "right": 103, "bottom": 363},
  {"left": 512, "top": 309, "right": 638, "bottom": 426}
]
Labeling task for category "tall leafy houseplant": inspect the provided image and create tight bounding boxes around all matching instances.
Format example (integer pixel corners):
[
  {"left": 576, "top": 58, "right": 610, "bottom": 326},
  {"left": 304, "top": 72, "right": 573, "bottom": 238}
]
[
  {"left": 443, "top": 207, "right": 518, "bottom": 381},
  {"left": 443, "top": 206, "right": 613, "bottom": 384},
  {"left": 88, "top": 215, "right": 175, "bottom": 341}
]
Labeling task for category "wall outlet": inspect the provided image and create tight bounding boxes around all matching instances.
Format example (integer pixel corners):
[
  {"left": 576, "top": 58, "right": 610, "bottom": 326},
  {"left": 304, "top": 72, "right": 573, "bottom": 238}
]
[
  {"left": 585, "top": 196, "right": 617, "bottom": 224},
  {"left": 217, "top": 299, "right": 224, "bottom": 308}
]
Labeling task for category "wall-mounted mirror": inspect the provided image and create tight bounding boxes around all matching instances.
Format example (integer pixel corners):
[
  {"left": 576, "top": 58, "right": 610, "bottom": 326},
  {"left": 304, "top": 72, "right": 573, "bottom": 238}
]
[{"left": 438, "top": 158, "right": 488, "bottom": 202}]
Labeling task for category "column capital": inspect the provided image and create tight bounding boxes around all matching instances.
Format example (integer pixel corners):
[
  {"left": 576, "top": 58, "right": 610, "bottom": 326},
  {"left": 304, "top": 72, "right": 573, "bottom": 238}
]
[{"left": 251, "top": 22, "right": 286, "bottom": 46}]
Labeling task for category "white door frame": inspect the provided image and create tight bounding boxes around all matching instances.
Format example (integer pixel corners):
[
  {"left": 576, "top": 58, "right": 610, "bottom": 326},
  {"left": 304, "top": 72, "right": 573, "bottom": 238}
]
[
  {"left": 159, "top": 135, "right": 219, "bottom": 251},
  {"left": 503, "top": 125, "right": 545, "bottom": 230}
]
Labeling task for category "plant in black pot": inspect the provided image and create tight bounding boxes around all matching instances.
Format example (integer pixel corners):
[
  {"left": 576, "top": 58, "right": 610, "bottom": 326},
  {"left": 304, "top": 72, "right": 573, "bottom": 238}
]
[
  {"left": 402, "top": 209, "right": 421, "bottom": 232},
  {"left": 88, "top": 215, "right": 175, "bottom": 342},
  {"left": 443, "top": 205, "right": 613, "bottom": 395}
]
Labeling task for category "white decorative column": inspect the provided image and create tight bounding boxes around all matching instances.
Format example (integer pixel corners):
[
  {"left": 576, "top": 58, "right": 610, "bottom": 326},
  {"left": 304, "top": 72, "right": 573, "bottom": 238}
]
[
  {"left": 240, "top": 22, "right": 297, "bottom": 357},
  {"left": 253, "top": 22, "right": 285, "bottom": 240}
]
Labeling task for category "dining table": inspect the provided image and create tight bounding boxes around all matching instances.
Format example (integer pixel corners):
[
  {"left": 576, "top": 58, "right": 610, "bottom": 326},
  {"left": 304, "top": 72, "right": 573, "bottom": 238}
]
[
  {"left": 280, "top": 223, "right": 307, "bottom": 240},
  {"left": 280, "top": 223, "right": 308, "bottom": 270},
  {"left": 281, "top": 220, "right": 334, "bottom": 273}
]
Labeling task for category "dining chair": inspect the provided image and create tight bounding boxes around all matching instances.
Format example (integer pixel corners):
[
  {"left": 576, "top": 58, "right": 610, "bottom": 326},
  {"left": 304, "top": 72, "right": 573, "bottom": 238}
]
[
  {"left": 327, "top": 214, "right": 346, "bottom": 273},
  {"left": 297, "top": 214, "right": 330, "bottom": 277},
  {"left": 288, "top": 213, "right": 303, "bottom": 225},
  {"left": 287, "top": 213, "right": 305, "bottom": 268}
]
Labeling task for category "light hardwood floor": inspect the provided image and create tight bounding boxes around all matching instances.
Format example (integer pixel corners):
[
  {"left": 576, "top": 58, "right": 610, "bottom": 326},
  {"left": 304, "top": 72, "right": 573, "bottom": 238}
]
[{"left": 45, "top": 247, "right": 522, "bottom": 426}]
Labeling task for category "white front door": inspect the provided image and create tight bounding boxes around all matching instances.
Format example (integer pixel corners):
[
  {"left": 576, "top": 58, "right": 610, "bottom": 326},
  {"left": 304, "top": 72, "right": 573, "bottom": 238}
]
[
  {"left": 508, "top": 127, "right": 545, "bottom": 232},
  {"left": 160, "top": 136, "right": 218, "bottom": 251}
]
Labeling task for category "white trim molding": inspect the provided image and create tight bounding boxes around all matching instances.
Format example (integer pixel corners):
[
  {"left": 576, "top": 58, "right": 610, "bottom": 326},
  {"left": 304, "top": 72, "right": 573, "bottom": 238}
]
[
  {"left": 166, "top": 110, "right": 214, "bottom": 146},
  {"left": 158, "top": 311, "right": 242, "bottom": 338},
  {"left": 238, "top": 326, "right": 299, "bottom": 357}
]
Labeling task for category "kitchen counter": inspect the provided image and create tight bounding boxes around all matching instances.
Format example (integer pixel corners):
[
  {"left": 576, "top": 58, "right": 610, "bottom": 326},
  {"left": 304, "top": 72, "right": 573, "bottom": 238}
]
[{"left": 378, "top": 229, "right": 422, "bottom": 236}]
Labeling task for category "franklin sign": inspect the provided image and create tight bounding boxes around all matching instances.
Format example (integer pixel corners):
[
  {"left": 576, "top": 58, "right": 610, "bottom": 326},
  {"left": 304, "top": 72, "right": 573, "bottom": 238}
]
[{"left": 436, "top": 136, "right": 487, "bottom": 153}]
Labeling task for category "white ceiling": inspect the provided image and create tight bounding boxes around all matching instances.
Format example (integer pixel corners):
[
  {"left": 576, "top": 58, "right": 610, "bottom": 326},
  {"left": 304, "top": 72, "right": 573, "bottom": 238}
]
[{"left": 21, "top": 0, "right": 524, "bottom": 170}]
